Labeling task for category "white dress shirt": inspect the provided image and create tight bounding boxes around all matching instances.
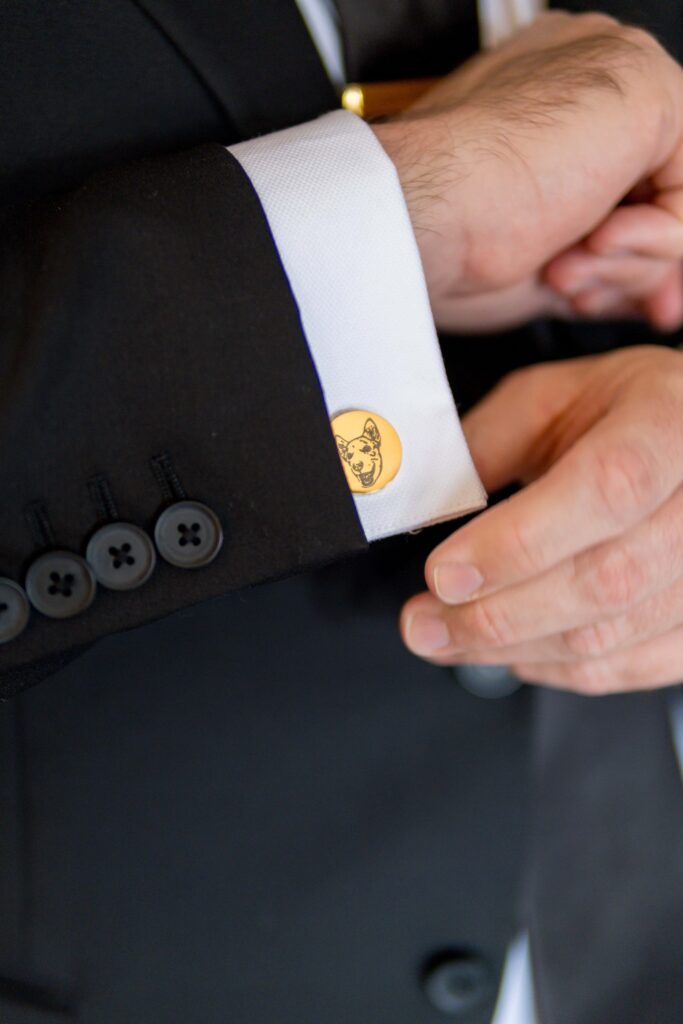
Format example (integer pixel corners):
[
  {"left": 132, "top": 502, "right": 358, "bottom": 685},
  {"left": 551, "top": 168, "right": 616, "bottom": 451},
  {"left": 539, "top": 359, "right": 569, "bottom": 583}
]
[
  {"left": 229, "top": 113, "right": 486, "bottom": 541},
  {"left": 229, "top": 1, "right": 683, "bottom": 1021},
  {"left": 229, "top": 20, "right": 489, "bottom": 543}
]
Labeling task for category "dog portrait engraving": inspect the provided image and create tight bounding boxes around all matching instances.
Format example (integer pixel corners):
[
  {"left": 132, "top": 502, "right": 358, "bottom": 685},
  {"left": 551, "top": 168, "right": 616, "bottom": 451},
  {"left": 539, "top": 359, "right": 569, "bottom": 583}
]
[{"left": 335, "top": 418, "right": 383, "bottom": 489}]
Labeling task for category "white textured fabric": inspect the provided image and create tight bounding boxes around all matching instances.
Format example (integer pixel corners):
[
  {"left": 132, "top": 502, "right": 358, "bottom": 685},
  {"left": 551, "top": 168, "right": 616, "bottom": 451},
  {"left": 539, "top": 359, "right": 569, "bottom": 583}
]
[
  {"left": 295, "top": 0, "right": 346, "bottom": 88},
  {"left": 229, "top": 111, "right": 486, "bottom": 541},
  {"left": 478, "top": 0, "right": 545, "bottom": 49},
  {"left": 491, "top": 933, "right": 539, "bottom": 1024}
]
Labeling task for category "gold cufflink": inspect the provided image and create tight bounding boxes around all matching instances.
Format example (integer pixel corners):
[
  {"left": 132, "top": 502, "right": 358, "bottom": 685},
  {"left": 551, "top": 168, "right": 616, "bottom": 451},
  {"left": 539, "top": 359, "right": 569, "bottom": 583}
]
[
  {"left": 331, "top": 410, "right": 402, "bottom": 494},
  {"left": 340, "top": 79, "right": 440, "bottom": 120}
]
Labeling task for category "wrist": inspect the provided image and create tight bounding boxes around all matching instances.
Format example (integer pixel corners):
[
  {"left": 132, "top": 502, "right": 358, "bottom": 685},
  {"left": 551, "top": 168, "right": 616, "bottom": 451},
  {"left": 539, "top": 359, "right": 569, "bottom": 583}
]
[{"left": 371, "top": 117, "right": 470, "bottom": 306}]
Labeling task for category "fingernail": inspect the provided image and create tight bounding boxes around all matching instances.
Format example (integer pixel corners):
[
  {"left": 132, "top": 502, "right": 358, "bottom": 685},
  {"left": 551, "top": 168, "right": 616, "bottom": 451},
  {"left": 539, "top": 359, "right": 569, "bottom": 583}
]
[
  {"left": 406, "top": 612, "right": 451, "bottom": 656},
  {"left": 433, "top": 563, "right": 484, "bottom": 604}
]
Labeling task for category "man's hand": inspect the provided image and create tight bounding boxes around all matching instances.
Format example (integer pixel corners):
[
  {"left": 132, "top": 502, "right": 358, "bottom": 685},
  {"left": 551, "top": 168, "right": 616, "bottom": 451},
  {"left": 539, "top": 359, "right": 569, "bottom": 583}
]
[
  {"left": 372, "top": 12, "right": 683, "bottom": 333},
  {"left": 400, "top": 346, "right": 683, "bottom": 694}
]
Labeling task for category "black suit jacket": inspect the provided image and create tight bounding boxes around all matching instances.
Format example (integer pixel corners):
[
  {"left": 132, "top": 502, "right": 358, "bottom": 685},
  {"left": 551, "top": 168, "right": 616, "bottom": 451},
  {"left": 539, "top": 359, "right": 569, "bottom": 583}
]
[
  {"left": 1, "top": 3, "right": 682, "bottom": 1023},
  {"left": 0, "top": 0, "right": 369, "bottom": 692},
  {"left": 0, "top": 5, "right": 530, "bottom": 1024}
]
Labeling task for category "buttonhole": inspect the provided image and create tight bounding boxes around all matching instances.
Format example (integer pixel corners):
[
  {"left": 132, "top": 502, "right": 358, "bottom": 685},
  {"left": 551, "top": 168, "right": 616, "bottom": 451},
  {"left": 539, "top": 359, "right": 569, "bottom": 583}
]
[
  {"left": 177, "top": 522, "right": 202, "bottom": 547},
  {"left": 108, "top": 544, "right": 135, "bottom": 569},
  {"left": 47, "top": 572, "right": 75, "bottom": 597}
]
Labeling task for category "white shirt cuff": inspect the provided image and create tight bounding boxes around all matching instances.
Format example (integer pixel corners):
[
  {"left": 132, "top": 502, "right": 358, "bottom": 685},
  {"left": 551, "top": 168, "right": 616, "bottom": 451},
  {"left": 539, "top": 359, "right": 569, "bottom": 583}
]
[{"left": 228, "top": 110, "right": 487, "bottom": 542}]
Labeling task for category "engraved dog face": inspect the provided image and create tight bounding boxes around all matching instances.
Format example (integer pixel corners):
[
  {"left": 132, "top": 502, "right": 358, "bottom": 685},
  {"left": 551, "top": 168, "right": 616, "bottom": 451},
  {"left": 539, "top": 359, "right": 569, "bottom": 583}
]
[{"left": 336, "top": 418, "right": 383, "bottom": 489}]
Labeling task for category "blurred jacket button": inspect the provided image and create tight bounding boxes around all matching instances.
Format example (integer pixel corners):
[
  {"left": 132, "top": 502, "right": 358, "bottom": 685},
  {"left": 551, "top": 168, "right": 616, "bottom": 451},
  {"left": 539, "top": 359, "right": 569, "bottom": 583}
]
[
  {"left": 452, "top": 664, "right": 522, "bottom": 700},
  {"left": 86, "top": 523, "right": 156, "bottom": 590},
  {"left": 422, "top": 952, "right": 495, "bottom": 1015},
  {"left": 154, "top": 501, "right": 223, "bottom": 568},
  {"left": 0, "top": 578, "right": 30, "bottom": 643},
  {"left": 26, "top": 551, "right": 96, "bottom": 619}
]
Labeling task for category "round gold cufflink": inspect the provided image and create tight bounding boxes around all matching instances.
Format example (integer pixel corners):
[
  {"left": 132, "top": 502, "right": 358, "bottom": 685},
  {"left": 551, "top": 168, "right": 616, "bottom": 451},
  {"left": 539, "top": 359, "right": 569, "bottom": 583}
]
[{"left": 331, "top": 410, "right": 402, "bottom": 495}]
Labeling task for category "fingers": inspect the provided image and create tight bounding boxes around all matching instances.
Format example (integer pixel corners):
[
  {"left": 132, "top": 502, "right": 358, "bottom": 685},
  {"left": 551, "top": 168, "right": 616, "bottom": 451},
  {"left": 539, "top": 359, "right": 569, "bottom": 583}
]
[
  {"left": 430, "top": 395, "right": 683, "bottom": 606},
  {"left": 570, "top": 287, "right": 640, "bottom": 320},
  {"left": 404, "top": 483, "right": 683, "bottom": 660},
  {"left": 513, "top": 625, "right": 683, "bottom": 694},
  {"left": 435, "top": 278, "right": 572, "bottom": 334},
  {"left": 547, "top": 248, "right": 674, "bottom": 299},
  {"left": 584, "top": 200, "right": 683, "bottom": 330},
  {"left": 414, "top": 573, "right": 683, "bottom": 669},
  {"left": 546, "top": 244, "right": 683, "bottom": 332},
  {"left": 567, "top": 268, "right": 683, "bottom": 333},
  {"left": 548, "top": 573, "right": 683, "bottom": 661},
  {"left": 545, "top": 194, "right": 683, "bottom": 333},
  {"left": 459, "top": 360, "right": 587, "bottom": 495},
  {"left": 644, "top": 262, "right": 683, "bottom": 332},
  {"left": 587, "top": 204, "right": 683, "bottom": 260},
  {"left": 401, "top": 594, "right": 683, "bottom": 696}
]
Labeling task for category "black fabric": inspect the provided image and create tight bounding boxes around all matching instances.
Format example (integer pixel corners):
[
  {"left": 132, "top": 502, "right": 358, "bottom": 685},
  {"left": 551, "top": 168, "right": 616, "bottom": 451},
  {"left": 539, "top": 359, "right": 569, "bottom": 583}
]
[
  {"left": 0, "top": 568, "right": 532, "bottom": 1024},
  {"left": 527, "top": 689, "right": 683, "bottom": 1024},
  {"left": 0, "top": 143, "right": 365, "bottom": 689},
  {"left": 0, "top": 0, "right": 337, "bottom": 210},
  {"left": 0, "top": 697, "right": 25, "bottom": 966},
  {"left": 0, "top": 648, "right": 92, "bottom": 702},
  {"left": 525, "top": 8, "right": 683, "bottom": 1024},
  {"left": 335, "top": 0, "right": 480, "bottom": 81},
  {"left": 0, "top": 0, "right": 230, "bottom": 207},
  {"left": 134, "top": 0, "right": 338, "bottom": 139},
  {"left": 553, "top": 0, "right": 683, "bottom": 61},
  {"left": 0, "top": 2, "right": 680, "bottom": 1023}
]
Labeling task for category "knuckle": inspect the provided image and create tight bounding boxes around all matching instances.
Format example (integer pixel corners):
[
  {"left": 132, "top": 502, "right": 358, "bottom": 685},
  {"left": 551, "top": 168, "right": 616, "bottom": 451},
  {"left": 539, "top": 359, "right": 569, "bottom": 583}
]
[
  {"left": 573, "top": 12, "right": 622, "bottom": 38},
  {"left": 620, "top": 23, "right": 660, "bottom": 51},
  {"left": 562, "top": 618, "right": 622, "bottom": 659},
  {"left": 464, "top": 599, "right": 515, "bottom": 649},
  {"left": 582, "top": 547, "right": 648, "bottom": 612},
  {"left": 592, "top": 442, "right": 659, "bottom": 525},
  {"left": 507, "top": 514, "right": 545, "bottom": 576},
  {"left": 664, "top": 368, "right": 683, "bottom": 410},
  {"left": 566, "top": 659, "right": 614, "bottom": 697},
  {"left": 496, "top": 366, "right": 532, "bottom": 399},
  {"left": 582, "top": 12, "right": 619, "bottom": 29},
  {"left": 542, "top": 10, "right": 572, "bottom": 22}
]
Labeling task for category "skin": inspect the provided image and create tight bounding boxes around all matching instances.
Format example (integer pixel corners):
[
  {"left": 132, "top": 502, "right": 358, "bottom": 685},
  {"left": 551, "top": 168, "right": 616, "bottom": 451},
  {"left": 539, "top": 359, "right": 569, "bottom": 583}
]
[
  {"left": 368, "top": 12, "right": 683, "bottom": 693},
  {"left": 372, "top": 12, "right": 683, "bottom": 333},
  {"left": 401, "top": 347, "right": 683, "bottom": 695}
]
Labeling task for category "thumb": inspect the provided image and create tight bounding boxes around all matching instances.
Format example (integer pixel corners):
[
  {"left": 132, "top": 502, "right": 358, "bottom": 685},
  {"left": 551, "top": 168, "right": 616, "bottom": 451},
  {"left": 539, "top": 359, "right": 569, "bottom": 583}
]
[{"left": 462, "top": 363, "right": 582, "bottom": 493}]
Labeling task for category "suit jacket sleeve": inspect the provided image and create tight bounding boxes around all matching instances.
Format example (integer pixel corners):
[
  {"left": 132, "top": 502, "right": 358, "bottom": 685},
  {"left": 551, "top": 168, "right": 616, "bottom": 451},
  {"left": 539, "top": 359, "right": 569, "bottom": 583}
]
[{"left": 0, "top": 144, "right": 367, "bottom": 695}]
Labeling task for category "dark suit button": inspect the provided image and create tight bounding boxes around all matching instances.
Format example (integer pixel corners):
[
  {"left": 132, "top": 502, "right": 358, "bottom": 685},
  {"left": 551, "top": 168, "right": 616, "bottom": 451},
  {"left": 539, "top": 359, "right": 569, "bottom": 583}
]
[
  {"left": 452, "top": 664, "right": 522, "bottom": 699},
  {"left": 154, "top": 501, "right": 223, "bottom": 568},
  {"left": 26, "top": 552, "right": 96, "bottom": 619},
  {"left": 0, "top": 578, "right": 30, "bottom": 643},
  {"left": 422, "top": 951, "right": 494, "bottom": 1015},
  {"left": 86, "top": 523, "right": 156, "bottom": 590}
]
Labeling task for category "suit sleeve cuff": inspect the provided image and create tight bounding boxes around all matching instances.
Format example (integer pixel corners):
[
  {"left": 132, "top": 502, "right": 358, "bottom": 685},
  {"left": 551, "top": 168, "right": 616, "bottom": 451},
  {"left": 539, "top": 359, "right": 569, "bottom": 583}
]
[{"left": 228, "top": 110, "right": 487, "bottom": 541}]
